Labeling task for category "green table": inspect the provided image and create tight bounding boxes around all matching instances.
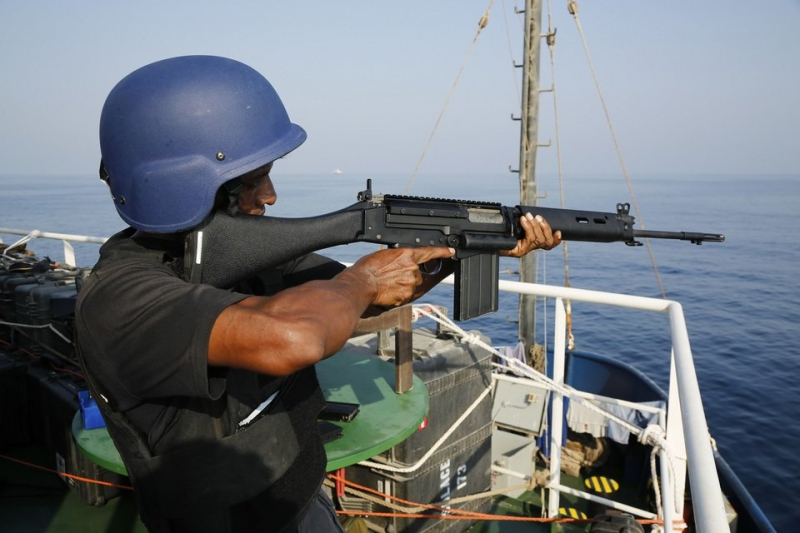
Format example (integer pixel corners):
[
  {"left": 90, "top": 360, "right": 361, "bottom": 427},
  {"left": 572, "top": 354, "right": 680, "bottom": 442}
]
[{"left": 72, "top": 351, "right": 429, "bottom": 475}]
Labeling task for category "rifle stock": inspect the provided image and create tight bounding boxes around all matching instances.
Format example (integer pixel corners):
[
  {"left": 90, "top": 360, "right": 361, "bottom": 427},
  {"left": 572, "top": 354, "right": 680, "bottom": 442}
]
[
  {"left": 184, "top": 209, "right": 363, "bottom": 287},
  {"left": 185, "top": 180, "right": 724, "bottom": 320}
]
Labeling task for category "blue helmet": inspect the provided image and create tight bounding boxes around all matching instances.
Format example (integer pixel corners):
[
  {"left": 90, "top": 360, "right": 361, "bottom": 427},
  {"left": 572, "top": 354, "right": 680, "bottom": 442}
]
[{"left": 99, "top": 55, "right": 306, "bottom": 233}]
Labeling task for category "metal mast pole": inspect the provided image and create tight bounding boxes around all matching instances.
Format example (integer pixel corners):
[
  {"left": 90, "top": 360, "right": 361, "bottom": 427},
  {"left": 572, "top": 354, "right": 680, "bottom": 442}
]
[{"left": 518, "top": 0, "right": 543, "bottom": 349}]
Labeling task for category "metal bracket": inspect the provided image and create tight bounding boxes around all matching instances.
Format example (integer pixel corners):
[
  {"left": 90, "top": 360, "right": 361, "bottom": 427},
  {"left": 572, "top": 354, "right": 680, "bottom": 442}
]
[{"left": 352, "top": 305, "right": 414, "bottom": 394}]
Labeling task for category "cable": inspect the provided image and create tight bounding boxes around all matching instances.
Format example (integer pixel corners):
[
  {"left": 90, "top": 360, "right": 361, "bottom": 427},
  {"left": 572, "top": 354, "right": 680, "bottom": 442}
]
[
  {"left": 357, "top": 387, "right": 491, "bottom": 474},
  {"left": 0, "top": 454, "right": 133, "bottom": 491},
  {"left": 0, "top": 319, "right": 73, "bottom": 345},
  {"left": 404, "top": 0, "right": 496, "bottom": 194},
  {"left": 567, "top": 0, "right": 667, "bottom": 299}
]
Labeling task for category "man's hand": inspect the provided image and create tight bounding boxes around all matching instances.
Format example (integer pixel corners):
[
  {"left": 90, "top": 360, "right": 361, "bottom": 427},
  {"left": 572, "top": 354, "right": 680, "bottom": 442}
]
[
  {"left": 352, "top": 246, "right": 455, "bottom": 308},
  {"left": 500, "top": 213, "right": 561, "bottom": 257}
]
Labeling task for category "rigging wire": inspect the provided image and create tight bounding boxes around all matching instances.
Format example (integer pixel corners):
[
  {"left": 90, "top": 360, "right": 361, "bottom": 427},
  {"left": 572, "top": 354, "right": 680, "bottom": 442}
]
[
  {"left": 545, "top": 0, "right": 576, "bottom": 350},
  {"left": 501, "top": 1, "right": 558, "bottom": 355},
  {"left": 404, "top": 0, "right": 496, "bottom": 194},
  {"left": 566, "top": 0, "right": 667, "bottom": 298},
  {"left": 500, "top": 0, "right": 522, "bottom": 105}
]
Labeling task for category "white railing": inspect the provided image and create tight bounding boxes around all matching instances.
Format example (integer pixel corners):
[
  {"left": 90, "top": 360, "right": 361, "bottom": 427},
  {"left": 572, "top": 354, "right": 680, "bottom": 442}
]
[
  {"left": 474, "top": 278, "right": 727, "bottom": 533},
  {"left": 0, "top": 228, "right": 726, "bottom": 531},
  {"left": 0, "top": 228, "right": 107, "bottom": 267}
]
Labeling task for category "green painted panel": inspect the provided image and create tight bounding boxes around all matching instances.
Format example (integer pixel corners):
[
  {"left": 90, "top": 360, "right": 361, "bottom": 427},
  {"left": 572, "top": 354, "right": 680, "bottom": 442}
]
[
  {"left": 318, "top": 351, "right": 428, "bottom": 470},
  {"left": 72, "top": 350, "right": 428, "bottom": 474}
]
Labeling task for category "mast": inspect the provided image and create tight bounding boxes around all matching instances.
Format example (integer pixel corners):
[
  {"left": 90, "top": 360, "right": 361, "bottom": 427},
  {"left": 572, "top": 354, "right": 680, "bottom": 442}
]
[{"left": 517, "top": 0, "right": 544, "bottom": 349}]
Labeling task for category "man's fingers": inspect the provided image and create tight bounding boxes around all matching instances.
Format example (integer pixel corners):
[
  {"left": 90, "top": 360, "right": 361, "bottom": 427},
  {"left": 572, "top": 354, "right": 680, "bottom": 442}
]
[
  {"left": 532, "top": 222, "right": 546, "bottom": 244},
  {"left": 411, "top": 246, "right": 455, "bottom": 265},
  {"left": 534, "top": 214, "right": 561, "bottom": 249},
  {"left": 534, "top": 215, "right": 555, "bottom": 248}
]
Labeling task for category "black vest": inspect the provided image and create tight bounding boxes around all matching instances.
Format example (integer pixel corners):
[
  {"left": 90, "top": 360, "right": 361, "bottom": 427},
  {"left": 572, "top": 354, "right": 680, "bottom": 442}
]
[{"left": 77, "top": 229, "right": 327, "bottom": 532}]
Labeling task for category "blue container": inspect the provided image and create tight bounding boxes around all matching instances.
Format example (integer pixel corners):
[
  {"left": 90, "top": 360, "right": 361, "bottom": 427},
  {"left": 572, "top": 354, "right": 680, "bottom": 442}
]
[{"left": 79, "top": 390, "right": 106, "bottom": 430}]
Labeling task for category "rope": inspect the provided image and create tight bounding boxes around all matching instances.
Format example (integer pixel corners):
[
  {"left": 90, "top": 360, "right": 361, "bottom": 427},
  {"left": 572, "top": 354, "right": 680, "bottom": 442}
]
[
  {"left": 404, "top": 0, "right": 495, "bottom": 194},
  {"left": 1, "top": 230, "right": 39, "bottom": 256},
  {"left": 327, "top": 472, "right": 495, "bottom": 518},
  {"left": 0, "top": 319, "right": 73, "bottom": 344},
  {"left": 420, "top": 307, "right": 583, "bottom": 414},
  {"left": 0, "top": 453, "right": 133, "bottom": 491},
  {"left": 358, "top": 386, "right": 491, "bottom": 474},
  {"left": 411, "top": 303, "right": 679, "bottom": 522},
  {"left": 325, "top": 475, "right": 529, "bottom": 515},
  {"left": 567, "top": 0, "right": 667, "bottom": 299},
  {"left": 414, "top": 305, "right": 641, "bottom": 436},
  {"left": 328, "top": 471, "right": 668, "bottom": 526},
  {"left": 638, "top": 424, "right": 681, "bottom": 525}
]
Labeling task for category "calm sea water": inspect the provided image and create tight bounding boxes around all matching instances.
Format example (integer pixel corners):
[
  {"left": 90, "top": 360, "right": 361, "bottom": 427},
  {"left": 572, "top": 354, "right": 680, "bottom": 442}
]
[{"left": 2, "top": 173, "right": 798, "bottom": 531}]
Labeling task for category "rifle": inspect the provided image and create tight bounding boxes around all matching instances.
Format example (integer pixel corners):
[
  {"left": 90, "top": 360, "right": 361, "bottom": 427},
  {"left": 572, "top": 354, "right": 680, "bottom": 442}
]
[{"left": 184, "top": 179, "right": 724, "bottom": 321}]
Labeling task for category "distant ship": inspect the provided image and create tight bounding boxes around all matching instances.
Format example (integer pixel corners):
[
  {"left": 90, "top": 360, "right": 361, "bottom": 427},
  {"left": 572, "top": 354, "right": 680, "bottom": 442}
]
[{"left": 333, "top": 168, "right": 343, "bottom": 174}]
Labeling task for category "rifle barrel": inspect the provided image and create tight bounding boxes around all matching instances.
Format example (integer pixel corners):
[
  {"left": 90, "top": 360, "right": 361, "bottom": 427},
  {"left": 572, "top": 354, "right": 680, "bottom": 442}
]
[{"left": 633, "top": 230, "right": 725, "bottom": 244}]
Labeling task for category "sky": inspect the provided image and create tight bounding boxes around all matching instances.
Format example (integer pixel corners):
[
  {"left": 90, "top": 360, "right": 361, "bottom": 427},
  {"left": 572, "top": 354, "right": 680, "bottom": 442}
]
[{"left": 1, "top": 0, "right": 799, "bottom": 180}]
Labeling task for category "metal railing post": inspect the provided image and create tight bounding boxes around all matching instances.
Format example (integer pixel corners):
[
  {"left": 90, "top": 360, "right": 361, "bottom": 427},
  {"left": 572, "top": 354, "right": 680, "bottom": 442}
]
[
  {"left": 547, "top": 297, "right": 567, "bottom": 518},
  {"left": 666, "top": 350, "right": 688, "bottom": 529},
  {"left": 668, "top": 303, "right": 728, "bottom": 531}
]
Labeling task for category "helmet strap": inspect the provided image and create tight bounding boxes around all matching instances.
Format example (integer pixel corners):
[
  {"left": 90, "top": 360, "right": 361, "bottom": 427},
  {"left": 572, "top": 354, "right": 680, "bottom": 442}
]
[
  {"left": 222, "top": 178, "right": 244, "bottom": 216},
  {"left": 99, "top": 160, "right": 116, "bottom": 201}
]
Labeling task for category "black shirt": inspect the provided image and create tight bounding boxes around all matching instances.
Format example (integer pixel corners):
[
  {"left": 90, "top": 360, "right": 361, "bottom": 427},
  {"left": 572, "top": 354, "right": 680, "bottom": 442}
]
[{"left": 75, "top": 229, "right": 345, "bottom": 531}]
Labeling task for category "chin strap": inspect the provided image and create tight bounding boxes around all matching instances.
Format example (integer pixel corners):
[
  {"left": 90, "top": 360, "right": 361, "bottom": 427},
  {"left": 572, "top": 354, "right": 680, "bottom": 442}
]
[{"left": 222, "top": 177, "right": 244, "bottom": 216}]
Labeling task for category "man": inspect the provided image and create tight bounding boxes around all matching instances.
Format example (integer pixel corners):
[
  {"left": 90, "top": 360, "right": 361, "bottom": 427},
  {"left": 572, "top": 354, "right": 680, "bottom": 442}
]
[{"left": 75, "top": 55, "right": 560, "bottom": 532}]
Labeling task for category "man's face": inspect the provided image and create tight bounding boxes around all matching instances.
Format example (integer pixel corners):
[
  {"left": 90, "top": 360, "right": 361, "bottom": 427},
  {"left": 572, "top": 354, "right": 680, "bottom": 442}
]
[{"left": 237, "top": 162, "right": 276, "bottom": 216}]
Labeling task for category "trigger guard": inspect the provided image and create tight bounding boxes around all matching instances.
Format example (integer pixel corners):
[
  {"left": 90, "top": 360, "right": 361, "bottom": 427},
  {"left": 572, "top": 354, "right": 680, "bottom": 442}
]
[{"left": 420, "top": 259, "right": 443, "bottom": 276}]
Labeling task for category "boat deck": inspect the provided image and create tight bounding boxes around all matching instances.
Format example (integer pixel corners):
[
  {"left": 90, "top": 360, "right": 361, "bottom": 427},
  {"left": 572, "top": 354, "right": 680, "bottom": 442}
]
[
  {"left": 468, "top": 444, "right": 654, "bottom": 533},
  {"left": 0, "top": 445, "right": 146, "bottom": 532},
  {"left": 1, "top": 441, "right": 655, "bottom": 533}
]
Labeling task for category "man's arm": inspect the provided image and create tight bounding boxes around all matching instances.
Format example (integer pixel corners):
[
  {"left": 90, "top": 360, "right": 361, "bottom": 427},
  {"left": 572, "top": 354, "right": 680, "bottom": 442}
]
[{"left": 208, "top": 246, "right": 455, "bottom": 376}]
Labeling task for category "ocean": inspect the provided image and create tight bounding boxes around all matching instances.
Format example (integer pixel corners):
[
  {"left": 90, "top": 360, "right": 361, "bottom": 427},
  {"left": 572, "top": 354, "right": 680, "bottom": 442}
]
[{"left": 2, "top": 172, "right": 798, "bottom": 531}]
